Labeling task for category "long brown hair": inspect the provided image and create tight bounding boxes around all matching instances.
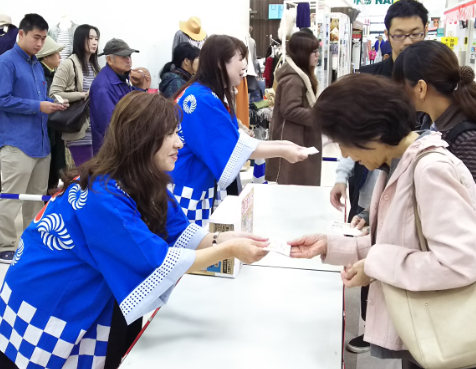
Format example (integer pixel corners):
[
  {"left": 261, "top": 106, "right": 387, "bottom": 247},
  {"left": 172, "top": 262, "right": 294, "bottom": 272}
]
[
  {"left": 62, "top": 91, "right": 182, "bottom": 235},
  {"left": 286, "top": 31, "right": 319, "bottom": 93},
  {"left": 394, "top": 40, "right": 476, "bottom": 123},
  {"left": 174, "top": 35, "right": 248, "bottom": 117}
]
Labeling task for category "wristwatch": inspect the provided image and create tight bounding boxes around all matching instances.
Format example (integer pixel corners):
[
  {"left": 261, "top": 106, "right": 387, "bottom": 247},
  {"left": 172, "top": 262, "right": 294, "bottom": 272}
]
[{"left": 212, "top": 232, "right": 221, "bottom": 246}]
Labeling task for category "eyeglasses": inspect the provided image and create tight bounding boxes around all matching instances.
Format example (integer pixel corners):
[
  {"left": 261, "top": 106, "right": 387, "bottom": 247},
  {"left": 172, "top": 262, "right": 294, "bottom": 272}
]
[{"left": 388, "top": 32, "right": 425, "bottom": 42}]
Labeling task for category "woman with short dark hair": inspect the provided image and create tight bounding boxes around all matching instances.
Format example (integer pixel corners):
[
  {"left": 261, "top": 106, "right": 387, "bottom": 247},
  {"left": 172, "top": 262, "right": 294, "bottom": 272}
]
[
  {"left": 394, "top": 40, "right": 476, "bottom": 181},
  {"left": 50, "top": 24, "right": 101, "bottom": 166},
  {"left": 290, "top": 74, "right": 476, "bottom": 369},
  {"left": 159, "top": 42, "right": 200, "bottom": 98},
  {"left": 0, "top": 91, "right": 269, "bottom": 369},
  {"left": 265, "top": 31, "right": 322, "bottom": 186},
  {"left": 170, "top": 35, "right": 309, "bottom": 227}
]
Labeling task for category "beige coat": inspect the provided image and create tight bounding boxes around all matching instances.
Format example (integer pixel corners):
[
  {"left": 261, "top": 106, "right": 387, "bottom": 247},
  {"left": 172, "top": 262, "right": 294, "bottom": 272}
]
[
  {"left": 265, "top": 58, "right": 321, "bottom": 185},
  {"left": 325, "top": 132, "right": 476, "bottom": 351},
  {"left": 50, "top": 54, "right": 96, "bottom": 142}
]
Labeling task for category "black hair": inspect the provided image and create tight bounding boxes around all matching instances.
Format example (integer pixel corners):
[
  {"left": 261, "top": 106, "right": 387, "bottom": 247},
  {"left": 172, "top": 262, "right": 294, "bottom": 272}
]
[
  {"left": 394, "top": 40, "right": 476, "bottom": 123},
  {"left": 300, "top": 28, "right": 314, "bottom": 35},
  {"left": 174, "top": 35, "right": 248, "bottom": 118},
  {"left": 19, "top": 14, "right": 48, "bottom": 34},
  {"left": 384, "top": 0, "right": 429, "bottom": 31},
  {"left": 313, "top": 74, "right": 415, "bottom": 149},
  {"left": 160, "top": 42, "right": 200, "bottom": 79},
  {"left": 72, "top": 24, "right": 101, "bottom": 75}
]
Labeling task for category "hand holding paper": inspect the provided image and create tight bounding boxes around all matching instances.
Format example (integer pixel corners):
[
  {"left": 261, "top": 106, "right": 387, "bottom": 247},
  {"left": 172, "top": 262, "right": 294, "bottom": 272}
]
[{"left": 263, "top": 238, "right": 291, "bottom": 257}]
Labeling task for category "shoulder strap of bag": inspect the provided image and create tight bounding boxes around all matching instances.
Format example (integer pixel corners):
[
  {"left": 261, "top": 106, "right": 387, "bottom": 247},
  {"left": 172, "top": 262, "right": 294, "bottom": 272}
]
[
  {"left": 446, "top": 120, "right": 476, "bottom": 144},
  {"left": 412, "top": 150, "right": 446, "bottom": 252},
  {"left": 69, "top": 57, "right": 79, "bottom": 92}
]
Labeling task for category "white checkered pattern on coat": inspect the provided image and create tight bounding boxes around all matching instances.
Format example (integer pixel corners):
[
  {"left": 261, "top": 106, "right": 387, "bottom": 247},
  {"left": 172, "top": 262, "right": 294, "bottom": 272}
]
[
  {"left": 170, "top": 185, "right": 215, "bottom": 227},
  {"left": 0, "top": 283, "right": 109, "bottom": 369}
]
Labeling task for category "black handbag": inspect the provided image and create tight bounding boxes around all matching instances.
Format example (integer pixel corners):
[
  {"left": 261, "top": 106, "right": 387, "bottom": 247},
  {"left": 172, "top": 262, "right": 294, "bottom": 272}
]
[{"left": 48, "top": 59, "right": 90, "bottom": 133}]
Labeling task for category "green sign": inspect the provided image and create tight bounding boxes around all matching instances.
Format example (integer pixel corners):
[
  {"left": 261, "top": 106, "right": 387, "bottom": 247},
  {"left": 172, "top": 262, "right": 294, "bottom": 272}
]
[
  {"left": 437, "top": 28, "right": 444, "bottom": 37},
  {"left": 354, "top": 0, "right": 394, "bottom": 4}
]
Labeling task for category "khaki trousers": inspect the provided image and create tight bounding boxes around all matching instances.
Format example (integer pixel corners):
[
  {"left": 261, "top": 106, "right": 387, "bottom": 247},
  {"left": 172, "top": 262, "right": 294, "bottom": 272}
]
[{"left": 0, "top": 146, "right": 50, "bottom": 252}]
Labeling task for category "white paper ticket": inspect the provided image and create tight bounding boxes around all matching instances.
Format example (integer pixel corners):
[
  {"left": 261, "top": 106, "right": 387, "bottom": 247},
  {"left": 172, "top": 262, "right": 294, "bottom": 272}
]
[
  {"left": 328, "top": 221, "right": 362, "bottom": 236},
  {"left": 302, "top": 147, "right": 320, "bottom": 156},
  {"left": 53, "top": 94, "right": 64, "bottom": 104},
  {"left": 263, "top": 238, "right": 291, "bottom": 257}
]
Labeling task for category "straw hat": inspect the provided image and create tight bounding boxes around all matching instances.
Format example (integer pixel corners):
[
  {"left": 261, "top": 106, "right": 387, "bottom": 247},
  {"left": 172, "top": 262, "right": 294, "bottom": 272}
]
[
  {"left": 37, "top": 36, "right": 64, "bottom": 59},
  {"left": 179, "top": 17, "right": 207, "bottom": 41},
  {"left": 0, "top": 14, "right": 13, "bottom": 28}
]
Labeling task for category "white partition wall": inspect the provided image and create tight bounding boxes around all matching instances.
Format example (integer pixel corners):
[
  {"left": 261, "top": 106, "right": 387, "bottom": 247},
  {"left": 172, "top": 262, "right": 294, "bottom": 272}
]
[{"left": 0, "top": 0, "right": 250, "bottom": 86}]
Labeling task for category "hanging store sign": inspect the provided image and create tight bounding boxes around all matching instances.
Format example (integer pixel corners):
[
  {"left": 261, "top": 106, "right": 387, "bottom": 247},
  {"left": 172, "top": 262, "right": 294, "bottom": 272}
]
[
  {"left": 441, "top": 37, "right": 459, "bottom": 50},
  {"left": 444, "top": 0, "right": 476, "bottom": 24},
  {"left": 354, "top": 0, "right": 394, "bottom": 4}
]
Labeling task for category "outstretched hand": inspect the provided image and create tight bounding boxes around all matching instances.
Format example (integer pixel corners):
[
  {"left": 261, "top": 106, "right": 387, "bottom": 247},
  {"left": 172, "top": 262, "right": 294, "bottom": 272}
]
[{"left": 288, "top": 233, "right": 327, "bottom": 259}]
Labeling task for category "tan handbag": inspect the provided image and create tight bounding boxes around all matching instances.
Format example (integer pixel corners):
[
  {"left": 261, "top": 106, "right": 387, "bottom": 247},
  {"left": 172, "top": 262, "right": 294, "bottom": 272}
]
[{"left": 382, "top": 150, "right": 476, "bottom": 369}]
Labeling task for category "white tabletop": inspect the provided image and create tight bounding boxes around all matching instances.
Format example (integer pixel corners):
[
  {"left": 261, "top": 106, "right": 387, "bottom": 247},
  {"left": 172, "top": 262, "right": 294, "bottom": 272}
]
[
  {"left": 121, "top": 266, "right": 344, "bottom": 369},
  {"left": 251, "top": 185, "right": 345, "bottom": 272}
]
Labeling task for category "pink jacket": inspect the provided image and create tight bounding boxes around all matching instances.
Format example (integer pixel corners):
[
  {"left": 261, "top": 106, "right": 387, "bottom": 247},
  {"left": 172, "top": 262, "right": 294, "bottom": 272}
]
[
  {"left": 325, "top": 132, "right": 476, "bottom": 351},
  {"left": 369, "top": 50, "right": 377, "bottom": 60}
]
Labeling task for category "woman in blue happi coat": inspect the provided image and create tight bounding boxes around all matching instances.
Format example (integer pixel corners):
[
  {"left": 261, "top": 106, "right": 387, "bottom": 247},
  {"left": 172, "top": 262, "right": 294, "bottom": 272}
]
[
  {"left": 171, "top": 35, "right": 310, "bottom": 227},
  {"left": 0, "top": 91, "right": 269, "bottom": 369}
]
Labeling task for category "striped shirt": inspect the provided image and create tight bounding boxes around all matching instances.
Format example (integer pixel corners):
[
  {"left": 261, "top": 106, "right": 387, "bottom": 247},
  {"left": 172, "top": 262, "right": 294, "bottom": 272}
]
[
  {"left": 58, "top": 29, "right": 72, "bottom": 62},
  {"left": 67, "top": 62, "right": 95, "bottom": 148},
  {"left": 82, "top": 63, "right": 95, "bottom": 92}
]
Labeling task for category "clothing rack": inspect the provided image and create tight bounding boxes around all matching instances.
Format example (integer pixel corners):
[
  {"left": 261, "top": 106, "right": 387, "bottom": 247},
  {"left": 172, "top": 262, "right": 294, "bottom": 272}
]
[{"left": 282, "top": 0, "right": 319, "bottom": 62}]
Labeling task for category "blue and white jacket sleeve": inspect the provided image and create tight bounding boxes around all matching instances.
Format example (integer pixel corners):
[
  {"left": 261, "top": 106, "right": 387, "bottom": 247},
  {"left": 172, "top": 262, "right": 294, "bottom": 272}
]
[
  {"left": 76, "top": 181, "right": 196, "bottom": 324},
  {"left": 161, "top": 190, "right": 208, "bottom": 249},
  {"left": 181, "top": 90, "right": 259, "bottom": 189}
]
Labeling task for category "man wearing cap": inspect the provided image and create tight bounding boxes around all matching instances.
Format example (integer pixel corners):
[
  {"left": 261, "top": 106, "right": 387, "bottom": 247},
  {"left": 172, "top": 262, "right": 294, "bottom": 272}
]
[
  {"left": 0, "top": 14, "right": 67, "bottom": 264},
  {"left": 37, "top": 36, "right": 68, "bottom": 196},
  {"left": 89, "top": 38, "right": 151, "bottom": 155}
]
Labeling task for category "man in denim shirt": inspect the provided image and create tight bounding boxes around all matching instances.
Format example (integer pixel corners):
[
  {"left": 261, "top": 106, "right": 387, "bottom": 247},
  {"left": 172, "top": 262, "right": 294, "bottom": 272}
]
[{"left": 0, "top": 14, "right": 66, "bottom": 263}]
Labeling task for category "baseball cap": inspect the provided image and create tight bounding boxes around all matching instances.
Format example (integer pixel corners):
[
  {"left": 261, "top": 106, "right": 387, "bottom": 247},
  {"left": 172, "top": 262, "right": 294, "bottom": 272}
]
[{"left": 98, "top": 38, "right": 139, "bottom": 57}]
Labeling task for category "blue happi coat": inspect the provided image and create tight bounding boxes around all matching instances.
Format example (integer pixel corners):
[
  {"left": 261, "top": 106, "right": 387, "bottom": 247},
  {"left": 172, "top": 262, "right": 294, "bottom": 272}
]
[
  {"left": 170, "top": 82, "right": 259, "bottom": 227},
  {"left": 0, "top": 176, "right": 207, "bottom": 368}
]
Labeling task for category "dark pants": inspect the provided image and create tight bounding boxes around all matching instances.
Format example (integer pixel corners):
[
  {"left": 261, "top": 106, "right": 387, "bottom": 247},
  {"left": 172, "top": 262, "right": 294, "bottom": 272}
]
[
  {"left": 104, "top": 301, "right": 142, "bottom": 369},
  {"left": 402, "top": 360, "right": 422, "bottom": 369},
  {"left": 0, "top": 302, "right": 142, "bottom": 369},
  {"left": 0, "top": 350, "right": 18, "bottom": 369},
  {"left": 370, "top": 60, "right": 375, "bottom": 64},
  {"left": 47, "top": 128, "right": 66, "bottom": 191},
  {"left": 69, "top": 145, "right": 93, "bottom": 167},
  {"left": 347, "top": 162, "right": 370, "bottom": 323}
]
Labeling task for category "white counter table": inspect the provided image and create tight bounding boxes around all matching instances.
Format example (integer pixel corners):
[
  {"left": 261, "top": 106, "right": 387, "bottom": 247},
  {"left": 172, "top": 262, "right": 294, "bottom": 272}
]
[{"left": 121, "top": 185, "right": 346, "bottom": 369}]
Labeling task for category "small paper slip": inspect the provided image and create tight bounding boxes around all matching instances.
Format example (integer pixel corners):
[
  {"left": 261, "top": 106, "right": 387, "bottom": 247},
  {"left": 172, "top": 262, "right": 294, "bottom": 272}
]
[
  {"left": 303, "top": 147, "right": 319, "bottom": 156},
  {"left": 328, "top": 221, "right": 362, "bottom": 237},
  {"left": 263, "top": 238, "right": 291, "bottom": 257},
  {"left": 53, "top": 94, "right": 64, "bottom": 104}
]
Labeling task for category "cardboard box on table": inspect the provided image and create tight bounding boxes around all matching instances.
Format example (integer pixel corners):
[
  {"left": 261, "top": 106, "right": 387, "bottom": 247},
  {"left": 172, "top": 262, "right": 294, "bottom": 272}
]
[{"left": 190, "top": 185, "right": 254, "bottom": 278}]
